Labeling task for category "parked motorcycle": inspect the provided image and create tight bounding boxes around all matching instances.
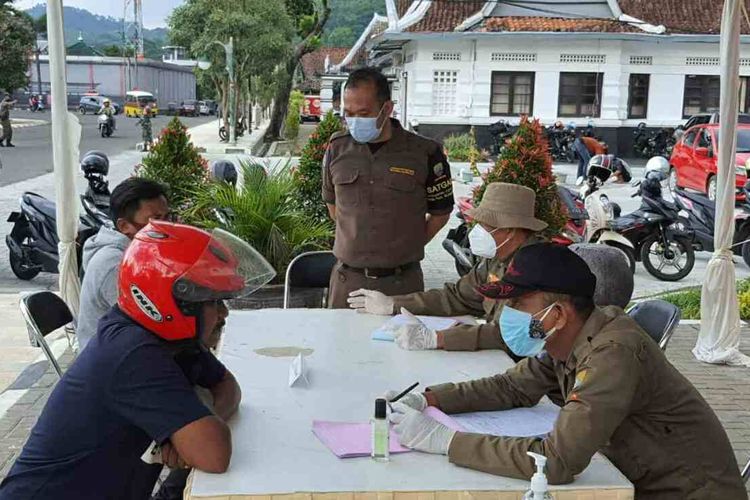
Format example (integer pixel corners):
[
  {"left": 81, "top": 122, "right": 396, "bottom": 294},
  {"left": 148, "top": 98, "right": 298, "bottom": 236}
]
[
  {"left": 219, "top": 116, "right": 247, "bottom": 142},
  {"left": 673, "top": 185, "right": 750, "bottom": 267},
  {"left": 610, "top": 169, "right": 695, "bottom": 281},
  {"left": 546, "top": 123, "right": 577, "bottom": 163},
  {"left": 633, "top": 123, "right": 676, "bottom": 159},
  {"left": 442, "top": 186, "right": 588, "bottom": 276},
  {"left": 488, "top": 119, "right": 515, "bottom": 157},
  {"left": 579, "top": 159, "right": 636, "bottom": 272},
  {"left": 6, "top": 151, "right": 112, "bottom": 280},
  {"left": 98, "top": 113, "right": 113, "bottom": 138}
]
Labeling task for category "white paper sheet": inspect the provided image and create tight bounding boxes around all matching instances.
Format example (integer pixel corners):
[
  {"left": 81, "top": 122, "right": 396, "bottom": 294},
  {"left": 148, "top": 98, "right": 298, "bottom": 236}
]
[{"left": 452, "top": 403, "right": 560, "bottom": 438}]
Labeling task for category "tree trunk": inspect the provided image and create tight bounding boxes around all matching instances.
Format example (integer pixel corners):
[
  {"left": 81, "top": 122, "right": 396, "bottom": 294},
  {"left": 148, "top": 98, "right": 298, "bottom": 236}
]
[{"left": 264, "top": 58, "right": 297, "bottom": 142}]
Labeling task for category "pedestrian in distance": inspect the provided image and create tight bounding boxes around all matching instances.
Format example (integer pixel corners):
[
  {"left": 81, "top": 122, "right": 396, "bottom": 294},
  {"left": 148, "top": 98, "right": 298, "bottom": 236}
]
[
  {"left": 0, "top": 94, "right": 17, "bottom": 147},
  {"left": 138, "top": 104, "right": 154, "bottom": 151}
]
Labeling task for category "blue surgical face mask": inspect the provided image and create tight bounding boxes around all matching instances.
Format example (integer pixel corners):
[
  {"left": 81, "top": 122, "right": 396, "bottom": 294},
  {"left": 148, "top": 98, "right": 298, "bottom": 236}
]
[
  {"left": 345, "top": 105, "right": 385, "bottom": 143},
  {"left": 499, "top": 303, "right": 558, "bottom": 357}
]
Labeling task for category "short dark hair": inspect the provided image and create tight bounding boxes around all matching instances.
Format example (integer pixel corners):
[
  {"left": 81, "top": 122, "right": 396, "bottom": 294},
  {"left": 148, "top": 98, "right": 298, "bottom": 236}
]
[
  {"left": 345, "top": 67, "right": 391, "bottom": 104},
  {"left": 110, "top": 178, "right": 167, "bottom": 223},
  {"left": 543, "top": 292, "right": 596, "bottom": 320}
]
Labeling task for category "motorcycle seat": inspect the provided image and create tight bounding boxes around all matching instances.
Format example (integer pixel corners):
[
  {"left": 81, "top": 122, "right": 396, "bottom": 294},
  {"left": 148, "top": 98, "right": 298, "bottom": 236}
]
[
  {"left": 676, "top": 190, "right": 715, "bottom": 210},
  {"left": 610, "top": 215, "right": 642, "bottom": 231},
  {"left": 23, "top": 192, "right": 56, "bottom": 221}
]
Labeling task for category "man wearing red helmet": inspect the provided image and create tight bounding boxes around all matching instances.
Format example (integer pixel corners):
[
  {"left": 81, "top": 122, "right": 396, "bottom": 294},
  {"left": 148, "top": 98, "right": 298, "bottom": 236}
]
[{"left": 0, "top": 221, "right": 275, "bottom": 500}]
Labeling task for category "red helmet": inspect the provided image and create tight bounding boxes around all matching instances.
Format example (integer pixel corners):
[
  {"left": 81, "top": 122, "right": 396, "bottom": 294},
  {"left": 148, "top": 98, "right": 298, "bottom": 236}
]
[{"left": 118, "top": 220, "right": 275, "bottom": 341}]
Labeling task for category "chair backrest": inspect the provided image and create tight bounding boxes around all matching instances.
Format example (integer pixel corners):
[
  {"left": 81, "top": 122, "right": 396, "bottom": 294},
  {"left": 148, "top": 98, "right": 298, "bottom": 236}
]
[
  {"left": 627, "top": 299, "right": 681, "bottom": 350},
  {"left": 284, "top": 251, "right": 337, "bottom": 309},
  {"left": 21, "top": 291, "right": 73, "bottom": 337}
]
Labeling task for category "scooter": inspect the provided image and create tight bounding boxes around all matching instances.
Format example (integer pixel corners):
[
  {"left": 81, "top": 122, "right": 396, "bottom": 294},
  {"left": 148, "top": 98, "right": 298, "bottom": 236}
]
[
  {"left": 442, "top": 186, "right": 588, "bottom": 276},
  {"left": 98, "top": 114, "right": 114, "bottom": 138},
  {"left": 6, "top": 153, "right": 112, "bottom": 280},
  {"left": 610, "top": 171, "right": 695, "bottom": 281},
  {"left": 579, "top": 163, "right": 636, "bottom": 272},
  {"left": 219, "top": 116, "right": 247, "bottom": 142},
  {"left": 488, "top": 119, "right": 515, "bottom": 157},
  {"left": 674, "top": 185, "right": 750, "bottom": 267},
  {"left": 546, "top": 125, "right": 577, "bottom": 163}
]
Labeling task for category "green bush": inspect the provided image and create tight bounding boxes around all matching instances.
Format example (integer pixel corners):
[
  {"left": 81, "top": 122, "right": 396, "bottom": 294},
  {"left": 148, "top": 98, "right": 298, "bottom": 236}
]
[
  {"left": 443, "top": 133, "right": 475, "bottom": 162},
  {"left": 185, "top": 160, "right": 333, "bottom": 283},
  {"left": 292, "top": 110, "right": 343, "bottom": 225},
  {"left": 284, "top": 90, "right": 305, "bottom": 141},
  {"left": 658, "top": 278, "right": 750, "bottom": 320},
  {"left": 136, "top": 117, "right": 208, "bottom": 216}
]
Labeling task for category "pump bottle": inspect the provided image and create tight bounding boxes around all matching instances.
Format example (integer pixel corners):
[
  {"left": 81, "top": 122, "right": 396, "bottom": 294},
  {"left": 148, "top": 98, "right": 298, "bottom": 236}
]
[{"left": 522, "top": 451, "right": 553, "bottom": 499}]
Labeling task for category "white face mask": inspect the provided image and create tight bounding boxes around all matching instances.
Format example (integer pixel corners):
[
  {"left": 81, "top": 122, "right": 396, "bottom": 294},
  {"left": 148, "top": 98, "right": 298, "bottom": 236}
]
[
  {"left": 469, "top": 226, "right": 514, "bottom": 259},
  {"left": 345, "top": 104, "right": 385, "bottom": 143}
]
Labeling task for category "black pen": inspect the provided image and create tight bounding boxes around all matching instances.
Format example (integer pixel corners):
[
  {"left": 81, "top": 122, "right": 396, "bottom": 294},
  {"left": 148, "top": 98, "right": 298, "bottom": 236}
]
[{"left": 389, "top": 381, "right": 419, "bottom": 407}]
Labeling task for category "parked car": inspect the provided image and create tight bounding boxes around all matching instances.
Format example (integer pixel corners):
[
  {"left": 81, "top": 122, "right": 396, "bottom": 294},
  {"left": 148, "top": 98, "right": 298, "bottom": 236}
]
[
  {"left": 675, "top": 113, "right": 750, "bottom": 141},
  {"left": 198, "top": 100, "right": 210, "bottom": 116},
  {"left": 165, "top": 102, "right": 179, "bottom": 116},
  {"left": 179, "top": 100, "right": 198, "bottom": 117},
  {"left": 669, "top": 123, "right": 750, "bottom": 201},
  {"left": 204, "top": 99, "right": 218, "bottom": 115},
  {"left": 78, "top": 95, "right": 120, "bottom": 115}
]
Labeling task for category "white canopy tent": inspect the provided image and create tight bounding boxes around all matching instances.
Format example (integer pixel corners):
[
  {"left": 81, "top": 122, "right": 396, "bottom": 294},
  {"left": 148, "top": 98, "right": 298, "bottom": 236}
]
[
  {"left": 47, "top": 0, "right": 82, "bottom": 318},
  {"left": 695, "top": 0, "right": 750, "bottom": 367}
]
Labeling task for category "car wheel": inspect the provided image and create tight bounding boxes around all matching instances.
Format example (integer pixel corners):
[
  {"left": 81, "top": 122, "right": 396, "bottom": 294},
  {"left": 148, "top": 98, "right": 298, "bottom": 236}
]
[
  {"left": 78, "top": 106, "right": 86, "bottom": 115},
  {"left": 668, "top": 167, "right": 678, "bottom": 193},
  {"left": 707, "top": 176, "right": 717, "bottom": 201}
]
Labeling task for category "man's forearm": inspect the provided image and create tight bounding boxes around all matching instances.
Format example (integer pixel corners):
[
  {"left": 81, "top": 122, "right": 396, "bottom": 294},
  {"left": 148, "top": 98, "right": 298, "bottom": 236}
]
[
  {"left": 425, "top": 213, "right": 451, "bottom": 242},
  {"left": 326, "top": 203, "right": 336, "bottom": 220},
  {"left": 210, "top": 371, "right": 242, "bottom": 421}
]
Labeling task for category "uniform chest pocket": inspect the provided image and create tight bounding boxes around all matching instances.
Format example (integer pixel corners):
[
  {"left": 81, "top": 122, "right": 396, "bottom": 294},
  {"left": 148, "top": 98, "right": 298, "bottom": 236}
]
[
  {"left": 384, "top": 173, "right": 417, "bottom": 193},
  {"left": 332, "top": 169, "right": 360, "bottom": 207}
]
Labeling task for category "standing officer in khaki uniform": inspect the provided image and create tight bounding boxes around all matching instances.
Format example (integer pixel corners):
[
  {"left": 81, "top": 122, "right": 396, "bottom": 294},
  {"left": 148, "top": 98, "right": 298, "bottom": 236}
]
[
  {"left": 387, "top": 243, "right": 746, "bottom": 500},
  {"left": 0, "top": 95, "right": 17, "bottom": 147},
  {"left": 349, "top": 183, "right": 544, "bottom": 353},
  {"left": 322, "top": 67, "right": 454, "bottom": 308}
]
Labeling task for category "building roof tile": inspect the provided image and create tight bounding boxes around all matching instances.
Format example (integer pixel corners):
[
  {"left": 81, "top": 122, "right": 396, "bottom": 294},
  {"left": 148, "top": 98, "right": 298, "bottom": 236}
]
[
  {"left": 618, "top": 0, "right": 750, "bottom": 34},
  {"left": 299, "top": 47, "right": 350, "bottom": 92},
  {"left": 397, "top": 0, "right": 485, "bottom": 32},
  {"left": 476, "top": 16, "right": 642, "bottom": 33}
]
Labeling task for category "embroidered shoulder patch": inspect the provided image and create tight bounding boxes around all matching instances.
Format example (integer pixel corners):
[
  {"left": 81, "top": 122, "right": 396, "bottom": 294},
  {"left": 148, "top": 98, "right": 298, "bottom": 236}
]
[{"left": 573, "top": 369, "right": 589, "bottom": 390}]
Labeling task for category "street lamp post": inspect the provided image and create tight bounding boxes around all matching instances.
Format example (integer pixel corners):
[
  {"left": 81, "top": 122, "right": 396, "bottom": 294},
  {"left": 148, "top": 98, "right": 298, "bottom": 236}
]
[{"left": 212, "top": 37, "right": 236, "bottom": 146}]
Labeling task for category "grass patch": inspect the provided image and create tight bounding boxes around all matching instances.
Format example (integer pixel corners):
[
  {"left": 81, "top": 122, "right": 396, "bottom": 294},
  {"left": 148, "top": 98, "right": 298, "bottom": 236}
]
[{"left": 658, "top": 278, "right": 750, "bottom": 320}]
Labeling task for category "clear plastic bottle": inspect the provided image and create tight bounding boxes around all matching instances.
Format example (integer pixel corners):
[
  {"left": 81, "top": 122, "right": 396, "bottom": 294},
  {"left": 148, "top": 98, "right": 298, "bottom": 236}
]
[
  {"left": 522, "top": 452, "right": 553, "bottom": 499},
  {"left": 371, "top": 398, "right": 389, "bottom": 462}
]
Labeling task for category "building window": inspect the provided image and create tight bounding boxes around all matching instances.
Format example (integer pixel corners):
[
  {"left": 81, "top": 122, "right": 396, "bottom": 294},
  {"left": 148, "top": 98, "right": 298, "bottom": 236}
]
[
  {"left": 558, "top": 72, "right": 603, "bottom": 117},
  {"left": 432, "top": 70, "right": 458, "bottom": 115},
  {"left": 683, "top": 75, "right": 720, "bottom": 117},
  {"left": 490, "top": 71, "right": 535, "bottom": 116},
  {"left": 628, "top": 74, "right": 650, "bottom": 119}
]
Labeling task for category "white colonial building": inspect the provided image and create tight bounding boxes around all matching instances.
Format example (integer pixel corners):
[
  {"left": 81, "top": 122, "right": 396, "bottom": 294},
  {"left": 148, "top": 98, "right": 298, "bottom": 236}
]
[{"left": 323, "top": 0, "right": 750, "bottom": 156}]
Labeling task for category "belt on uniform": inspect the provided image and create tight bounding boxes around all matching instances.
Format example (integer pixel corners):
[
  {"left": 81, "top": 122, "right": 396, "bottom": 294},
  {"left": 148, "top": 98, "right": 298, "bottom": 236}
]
[{"left": 340, "top": 262, "right": 419, "bottom": 279}]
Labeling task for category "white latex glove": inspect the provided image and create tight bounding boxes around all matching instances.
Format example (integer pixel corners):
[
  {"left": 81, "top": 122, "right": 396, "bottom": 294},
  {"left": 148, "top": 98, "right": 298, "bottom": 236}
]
[
  {"left": 347, "top": 289, "right": 395, "bottom": 315},
  {"left": 384, "top": 390, "right": 427, "bottom": 411},
  {"left": 393, "top": 322, "right": 437, "bottom": 350},
  {"left": 389, "top": 403, "right": 456, "bottom": 455}
]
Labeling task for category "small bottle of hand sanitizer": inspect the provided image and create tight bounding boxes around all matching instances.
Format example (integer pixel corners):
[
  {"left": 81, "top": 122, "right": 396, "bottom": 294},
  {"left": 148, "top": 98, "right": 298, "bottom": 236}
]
[
  {"left": 371, "top": 398, "right": 390, "bottom": 462},
  {"left": 522, "top": 451, "right": 553, "bottom": 499}
]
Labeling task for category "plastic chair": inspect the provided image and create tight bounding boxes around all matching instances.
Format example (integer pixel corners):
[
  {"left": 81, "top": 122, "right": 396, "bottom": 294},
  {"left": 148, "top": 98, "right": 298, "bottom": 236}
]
[
  {"left": 626, "top": 299, "right": 681, "bottom": 351},
  {"left": 283, "top": 251, "right": 337, "bottom": 309},
  {"left": 19, "top": 291, "right": 73, "bottom": 378}
]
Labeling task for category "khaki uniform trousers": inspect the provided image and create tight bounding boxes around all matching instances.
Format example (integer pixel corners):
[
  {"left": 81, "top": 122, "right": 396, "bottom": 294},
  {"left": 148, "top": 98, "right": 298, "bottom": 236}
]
[
  {"left": 0, "top": 120, "right": 12, "bottom": 144},
  {"left": 328, "top": 261, "right": 424, "bottom": 309}
]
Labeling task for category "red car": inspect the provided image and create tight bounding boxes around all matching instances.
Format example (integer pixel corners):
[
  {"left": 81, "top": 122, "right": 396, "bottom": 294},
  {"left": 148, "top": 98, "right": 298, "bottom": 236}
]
[{"left": 669, "top": 123, "right": 750, "bottom": 201}]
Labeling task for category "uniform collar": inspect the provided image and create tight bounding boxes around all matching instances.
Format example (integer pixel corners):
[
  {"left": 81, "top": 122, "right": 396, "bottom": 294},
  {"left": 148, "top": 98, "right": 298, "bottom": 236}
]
[
  {"left": 499, "top": 234, "right": 540, "bottom": 264},
  {"left": 563, "top": 306, "right": 610, "bottom": 373}
]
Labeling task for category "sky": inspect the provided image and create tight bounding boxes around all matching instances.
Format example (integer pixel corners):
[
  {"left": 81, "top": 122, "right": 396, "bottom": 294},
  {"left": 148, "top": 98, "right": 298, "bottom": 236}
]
[{"left": 16, "top": 0, "right": 184, "bottom": 28}]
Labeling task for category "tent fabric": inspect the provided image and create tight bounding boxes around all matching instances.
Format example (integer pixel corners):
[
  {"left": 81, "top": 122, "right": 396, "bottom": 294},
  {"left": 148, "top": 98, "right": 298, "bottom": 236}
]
[
  {"left": 694, "top": 0, "right": 750, "bottom": 367},
  {"left": 48, "top": 0, "right": 82, "bottom": 318}
]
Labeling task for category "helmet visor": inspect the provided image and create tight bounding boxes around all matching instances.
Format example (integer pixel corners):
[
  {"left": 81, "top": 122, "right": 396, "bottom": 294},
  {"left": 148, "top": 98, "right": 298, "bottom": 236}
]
[{"left": 173, "top": 228, "right": 276, "bottom": 302}]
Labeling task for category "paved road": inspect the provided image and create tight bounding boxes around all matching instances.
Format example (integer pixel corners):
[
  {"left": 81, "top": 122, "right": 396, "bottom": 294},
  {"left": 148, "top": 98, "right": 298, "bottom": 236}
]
[{"left": 0, "top": 114, "right": 215, "bottom": 186}]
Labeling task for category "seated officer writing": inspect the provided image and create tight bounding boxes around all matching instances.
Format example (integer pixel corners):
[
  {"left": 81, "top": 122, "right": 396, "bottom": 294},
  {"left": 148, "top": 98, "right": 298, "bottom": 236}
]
[
  {"left": 349, "top": 183, "right": 544, "bottom": 353},
  {"left": 0, "top": 222, "right": 276, "bottom": 499},
  {"left": 323, "top": 67, "right": 455, "bottom": 308},
  {"left": 387, "top": 243, "right": 745, "bottom": 499}
]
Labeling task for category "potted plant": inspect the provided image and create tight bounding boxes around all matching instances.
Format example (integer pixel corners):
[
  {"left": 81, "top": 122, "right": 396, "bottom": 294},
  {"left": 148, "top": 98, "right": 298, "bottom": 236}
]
[{"left": 186, "top": 161, "right": 334, "bottom": 309}]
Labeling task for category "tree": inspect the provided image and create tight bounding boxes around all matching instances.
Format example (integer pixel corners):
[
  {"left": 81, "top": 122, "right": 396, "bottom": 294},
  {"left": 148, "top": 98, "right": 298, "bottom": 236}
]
[
  {"left": 293, "top": 110, "right": 343, "bottom": 224},
  {"left": 264, "top": 0, "right": 331, "bottom": 142},
  {"left": 473, "top": 116, "right": 566, "bottom": 238},
  {"left": 0, "top": 1, "right": 35, "bottom": 93},
  {"left": 169, "top": 0, "right": 293, "bottom": 133},
  {"left": 325, "top": 26, "right": 354, "bottom": 47},
  {"left": 323, "top": 0, "right": 383, "bottom": 46}
]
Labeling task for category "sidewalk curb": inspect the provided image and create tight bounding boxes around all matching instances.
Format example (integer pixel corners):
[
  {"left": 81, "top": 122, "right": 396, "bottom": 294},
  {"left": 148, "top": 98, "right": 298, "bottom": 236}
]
[{"left": 10, "top": 119, "right": 47, "bottom": 129}]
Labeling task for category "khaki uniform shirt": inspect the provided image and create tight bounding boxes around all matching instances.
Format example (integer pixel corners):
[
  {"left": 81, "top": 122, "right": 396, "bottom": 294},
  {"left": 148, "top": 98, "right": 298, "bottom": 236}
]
[
  {"left": 0, "top": 101, "right": 12, "bottom": 121},
  {"left": 392, "top": 237, "right": 538, "bottom": 352},
  {"left": 322, "top": 119, "right": 454, "bottom": 268},
  {"left": 429, "top": 307, "right": 745, "bottom": 499}
]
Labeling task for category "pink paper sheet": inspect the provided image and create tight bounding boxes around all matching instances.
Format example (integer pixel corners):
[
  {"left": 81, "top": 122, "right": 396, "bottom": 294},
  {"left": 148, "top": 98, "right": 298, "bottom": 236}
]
[{"left": 312, "top": 410, "right": 464, "bottom": 459}]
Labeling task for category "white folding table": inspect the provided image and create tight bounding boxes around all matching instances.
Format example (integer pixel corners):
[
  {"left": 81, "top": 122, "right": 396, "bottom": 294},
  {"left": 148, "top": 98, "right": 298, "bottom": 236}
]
[{"left": 185, "top": 309, "right": 633, "bottom": 500}]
